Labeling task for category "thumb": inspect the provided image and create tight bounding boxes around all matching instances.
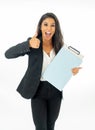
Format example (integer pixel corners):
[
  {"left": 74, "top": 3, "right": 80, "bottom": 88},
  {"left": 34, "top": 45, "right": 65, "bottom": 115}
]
[{"left": 33, "top": 32, "right": 38, "bottom": 38}]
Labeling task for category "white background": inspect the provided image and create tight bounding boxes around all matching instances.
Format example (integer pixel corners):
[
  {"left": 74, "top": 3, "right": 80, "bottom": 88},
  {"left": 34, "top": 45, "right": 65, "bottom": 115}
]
[{"left": 0, "top": 0, "right": 95, "bottom": 130}]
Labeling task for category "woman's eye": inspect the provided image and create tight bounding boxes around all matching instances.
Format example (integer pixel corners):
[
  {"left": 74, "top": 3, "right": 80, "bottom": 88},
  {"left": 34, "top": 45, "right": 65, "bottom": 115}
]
[
  {"left": 44, "top": 23, "right": 48, "bottom": 26},
  {"left": 51, "top": 24, "right": 55, "bottom": 27}
]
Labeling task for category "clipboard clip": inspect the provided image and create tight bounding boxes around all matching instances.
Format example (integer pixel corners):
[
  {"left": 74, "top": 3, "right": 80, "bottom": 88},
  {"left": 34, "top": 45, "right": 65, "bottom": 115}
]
[{"left": 68, "top": 46, "right": 80, "bottom": 55}]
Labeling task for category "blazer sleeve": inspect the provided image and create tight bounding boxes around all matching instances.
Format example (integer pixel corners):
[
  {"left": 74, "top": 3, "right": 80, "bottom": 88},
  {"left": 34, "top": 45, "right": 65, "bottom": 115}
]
[{"left": 5, "top": 38, "right": 31, "bottom": 59}]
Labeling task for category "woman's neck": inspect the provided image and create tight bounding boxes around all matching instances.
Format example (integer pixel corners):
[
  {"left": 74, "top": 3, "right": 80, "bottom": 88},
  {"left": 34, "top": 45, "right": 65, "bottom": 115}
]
[
  {"left": 42, "top": 40, "right": 53, "bottom": 56},
  {"left": 43, "top": 39, "right": 53, "bottom": 48},
  {"left": 43, "top": 39, "right": 52, "bottom": 45}
]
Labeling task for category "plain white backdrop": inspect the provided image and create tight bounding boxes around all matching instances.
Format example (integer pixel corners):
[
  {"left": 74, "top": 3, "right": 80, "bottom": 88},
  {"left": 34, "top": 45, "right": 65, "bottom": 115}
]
[{"left": 0, "top": 0, "right": 95, "bottom": 130}]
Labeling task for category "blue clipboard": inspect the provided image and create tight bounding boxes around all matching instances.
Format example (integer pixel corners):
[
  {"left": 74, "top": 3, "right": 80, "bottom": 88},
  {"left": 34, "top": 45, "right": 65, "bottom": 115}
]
[{"left": 42, "top": 44, "right": 84, "bottom": 91}]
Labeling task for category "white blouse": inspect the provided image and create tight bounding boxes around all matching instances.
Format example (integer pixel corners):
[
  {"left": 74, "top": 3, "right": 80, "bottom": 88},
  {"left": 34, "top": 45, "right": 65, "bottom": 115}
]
[{"left": 40, "top": 49, "right": 55, "bottom": 81}]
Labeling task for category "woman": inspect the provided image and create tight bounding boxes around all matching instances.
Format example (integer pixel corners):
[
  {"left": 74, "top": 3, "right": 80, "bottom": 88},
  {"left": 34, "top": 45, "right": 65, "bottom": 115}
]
[{"left": 5, "top": 12, "right": 81, "bottom": 130}]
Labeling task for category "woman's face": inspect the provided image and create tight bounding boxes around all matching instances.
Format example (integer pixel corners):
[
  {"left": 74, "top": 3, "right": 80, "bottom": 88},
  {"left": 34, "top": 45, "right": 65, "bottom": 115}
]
[{"left": 41, "top": 18, "right": 55, "bottom": 41}]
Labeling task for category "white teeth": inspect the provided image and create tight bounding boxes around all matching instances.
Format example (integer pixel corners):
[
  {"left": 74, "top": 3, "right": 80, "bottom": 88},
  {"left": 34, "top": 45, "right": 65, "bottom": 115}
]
[
  {"left": 47, "top": 32, "right": 51, "bottom": 34},
  {"left": 46, "top": 32, "right": 51, "bottom": 35}
]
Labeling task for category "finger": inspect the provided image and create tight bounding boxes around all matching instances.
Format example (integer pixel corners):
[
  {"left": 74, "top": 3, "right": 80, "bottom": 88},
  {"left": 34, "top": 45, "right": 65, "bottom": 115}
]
[{"left": 74, "top": 67, "right": 82, "bottom": 69}]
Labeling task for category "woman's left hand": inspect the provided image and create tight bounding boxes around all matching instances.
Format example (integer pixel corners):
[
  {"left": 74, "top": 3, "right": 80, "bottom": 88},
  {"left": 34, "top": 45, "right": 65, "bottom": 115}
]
[{"left": 72, "top": 67, "right": 82, "bottom": 76}]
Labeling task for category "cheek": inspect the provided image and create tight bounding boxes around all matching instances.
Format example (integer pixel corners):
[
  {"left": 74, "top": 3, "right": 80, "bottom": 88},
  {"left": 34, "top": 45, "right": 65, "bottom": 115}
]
[
  {"left": 52, "top": 29, "right": 55, "bottom": 35},
  {"left": 41, "top": 26, "right": 45, "bottom": 33},
  {"left": 53, "top": 27, "right": 55, "bottom": 33},
  {"left": 41, "top": 30, "right": 45, "bottom": 35}
]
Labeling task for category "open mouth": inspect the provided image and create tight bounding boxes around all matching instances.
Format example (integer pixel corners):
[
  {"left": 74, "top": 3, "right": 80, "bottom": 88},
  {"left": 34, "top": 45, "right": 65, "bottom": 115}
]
[{"left": 45, "top": 32, "right": 51, "bottom": 36}]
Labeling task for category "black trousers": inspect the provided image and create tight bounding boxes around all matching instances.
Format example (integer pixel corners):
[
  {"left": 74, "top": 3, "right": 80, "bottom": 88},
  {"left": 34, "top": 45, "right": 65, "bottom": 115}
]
[{"left": 31, "top": 81, "right": 62, "bottom": 130}]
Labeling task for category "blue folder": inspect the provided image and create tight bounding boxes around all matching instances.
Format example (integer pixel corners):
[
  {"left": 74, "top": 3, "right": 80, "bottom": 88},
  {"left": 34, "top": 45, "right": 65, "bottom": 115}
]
[{"left": 42, "top": 44, "right": 83, "bottom": 91}]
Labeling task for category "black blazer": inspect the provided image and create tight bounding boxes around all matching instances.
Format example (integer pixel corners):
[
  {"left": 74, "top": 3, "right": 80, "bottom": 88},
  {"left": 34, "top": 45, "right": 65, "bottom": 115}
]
[{"left": 5, "top": 38, "right": 43, "bottom": 99}]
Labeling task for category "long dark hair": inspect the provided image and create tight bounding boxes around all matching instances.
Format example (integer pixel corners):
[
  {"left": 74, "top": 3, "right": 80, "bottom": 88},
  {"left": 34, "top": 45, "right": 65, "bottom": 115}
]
[{"left": 37, "top": 12, "right": 64, "bottom": 54}]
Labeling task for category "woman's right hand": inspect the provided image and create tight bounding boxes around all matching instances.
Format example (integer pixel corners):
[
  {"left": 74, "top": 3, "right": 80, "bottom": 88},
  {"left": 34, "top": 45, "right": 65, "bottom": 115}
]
[{"left": 29, "top": 33, "right": 40, "bottom": 48}]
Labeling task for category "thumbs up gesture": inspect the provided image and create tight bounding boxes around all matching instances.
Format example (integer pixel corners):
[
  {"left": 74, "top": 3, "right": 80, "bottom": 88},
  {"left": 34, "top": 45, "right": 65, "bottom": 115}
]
[{"left": 29, "top": 33, "right": 40, "bottom": 48}]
